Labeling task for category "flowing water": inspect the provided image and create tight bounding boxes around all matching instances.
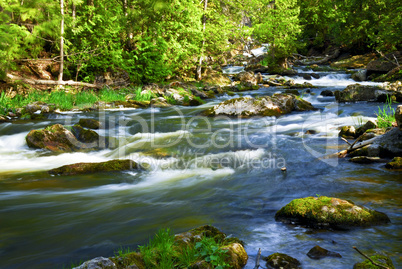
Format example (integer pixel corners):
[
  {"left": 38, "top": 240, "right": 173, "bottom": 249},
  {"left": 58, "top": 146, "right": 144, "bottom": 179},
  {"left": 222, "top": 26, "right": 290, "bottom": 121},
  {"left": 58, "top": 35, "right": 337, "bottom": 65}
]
[{"left": 0, "top": 70, "right": 401, "bottom": 269}]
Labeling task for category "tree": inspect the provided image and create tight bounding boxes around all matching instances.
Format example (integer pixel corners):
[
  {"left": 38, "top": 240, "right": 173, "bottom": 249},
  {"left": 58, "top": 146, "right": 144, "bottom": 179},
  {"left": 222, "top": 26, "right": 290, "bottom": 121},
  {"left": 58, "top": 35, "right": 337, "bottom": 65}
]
[{"left": 253, "top": 0, "right": 301, "bottom": 65}]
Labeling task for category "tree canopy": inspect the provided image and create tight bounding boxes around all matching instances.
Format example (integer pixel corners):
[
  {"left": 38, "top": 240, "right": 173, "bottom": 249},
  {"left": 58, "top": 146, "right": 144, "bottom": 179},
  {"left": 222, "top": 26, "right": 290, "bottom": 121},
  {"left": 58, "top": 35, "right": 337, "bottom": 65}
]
[{"left": 0, "top": 0, "right": 400, "bottom": 83}]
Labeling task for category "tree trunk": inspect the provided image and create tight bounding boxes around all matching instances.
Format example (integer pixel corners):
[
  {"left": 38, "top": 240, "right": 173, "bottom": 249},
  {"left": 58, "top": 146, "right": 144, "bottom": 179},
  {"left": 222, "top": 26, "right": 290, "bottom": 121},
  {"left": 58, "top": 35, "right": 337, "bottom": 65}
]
[
  {"left": 58, "top": 0, "right": 65, "bottom": 83},
  {"left": 196, "top": 0, "right": 208, "bottom": 81}
]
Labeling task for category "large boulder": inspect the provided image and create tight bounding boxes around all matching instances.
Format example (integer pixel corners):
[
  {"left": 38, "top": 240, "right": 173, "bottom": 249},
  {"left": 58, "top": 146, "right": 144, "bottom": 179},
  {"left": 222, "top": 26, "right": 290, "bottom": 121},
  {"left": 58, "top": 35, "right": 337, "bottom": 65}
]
[
  {"left": 367, "top": 127, "right": 402, "bottom": 157},
  {"left": 351, "top": 69, "right": 367, "bottom": 82},
  {"left": 234, "top": 71, "right": 258, "bottom": 85},
  {"left": 275, "top": 196, "right": 390, "bottom": 229},
  {"left": 264, "top": 253, "right": 301, "bottom": 269},
  {"left": 26, "top": 124, "right": 99, "bottom": 152},
  {"left": 48, "top": 159, "right": 138, "bottom": 176},
  {"left": 202, "top": 94, "right": 314, "bottom": 118},
  {"left": 366, "top": 51, "right": 402, "bottom": 77},
  {"left": 335, "top": 84, "right": 402, "bottom": 102}
]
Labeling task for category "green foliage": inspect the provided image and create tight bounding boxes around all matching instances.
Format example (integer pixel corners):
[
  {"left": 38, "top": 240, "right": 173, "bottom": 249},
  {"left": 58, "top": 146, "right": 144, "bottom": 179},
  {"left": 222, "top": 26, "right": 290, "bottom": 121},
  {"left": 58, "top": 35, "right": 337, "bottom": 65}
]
[
  {"left": 253, "top": 0, "right": 301, "bottom": 59},
  {"left": 139, "top": 228, "right": 177, "bottom": 269},
  {"left": 195, "top": 237, "right": 229, "bottom": 269},
  {"left": 376, "top": 96, "right": 396, "bottom": 128},
  {"left": 99, "top": 88, "right": 126, "bottom": 102}
]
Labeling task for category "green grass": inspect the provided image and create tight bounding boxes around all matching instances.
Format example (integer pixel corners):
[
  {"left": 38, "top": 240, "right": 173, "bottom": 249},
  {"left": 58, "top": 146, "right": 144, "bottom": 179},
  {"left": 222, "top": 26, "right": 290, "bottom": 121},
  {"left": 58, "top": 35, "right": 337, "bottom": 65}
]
[
  {"left": 133, "top": 87, "right": 155, "bottom": 102},
  {"left": 376, "top": 96, "right": 396, "bottom": 128}
]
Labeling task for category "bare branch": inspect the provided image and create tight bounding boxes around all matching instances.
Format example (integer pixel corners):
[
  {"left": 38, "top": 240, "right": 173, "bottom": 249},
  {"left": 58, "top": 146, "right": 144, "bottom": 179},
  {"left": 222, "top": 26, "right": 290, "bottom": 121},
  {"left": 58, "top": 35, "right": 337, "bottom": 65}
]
[{"left": 353, "top": 246, "right": 389, "bottom": 269}]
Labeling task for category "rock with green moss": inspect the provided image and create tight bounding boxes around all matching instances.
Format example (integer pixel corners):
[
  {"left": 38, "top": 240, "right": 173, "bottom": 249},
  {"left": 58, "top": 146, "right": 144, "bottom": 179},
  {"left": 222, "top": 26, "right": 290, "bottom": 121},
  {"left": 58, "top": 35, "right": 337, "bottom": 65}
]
[
  {"left": 79, "top": 118, "right": 102, "bottom": 129},
  {"left": 339, "top": 126, "right": 356, "bottom": 138},
  {"left": 335, "top": 84, "right": 402, "bottom": 103},
  {"left": 275, "top": 196, "right": 390, "bottom": 229},
  {"left": 202, "top": 94, "right": 314, "bottom": 118},
  {"left": 48, "top": 159, "right": 138, "bottom": 176},
  {"left": 331, "top": 54, "right": 376, "bottom": 69},
  {"left": 353, "top": 254, "right": 395, "bottom": 269},
  {"left": 264, "top": 253, "right": 301, "bottom": 269},
  {"left": 385, "top": 157, "right": 402, "bottom": 169},
  {"left": 26, "top": 124, "right": 100, "bottom": 152},
  {"left": 72, "top": 124, "right": 99, "bottom": 143}
]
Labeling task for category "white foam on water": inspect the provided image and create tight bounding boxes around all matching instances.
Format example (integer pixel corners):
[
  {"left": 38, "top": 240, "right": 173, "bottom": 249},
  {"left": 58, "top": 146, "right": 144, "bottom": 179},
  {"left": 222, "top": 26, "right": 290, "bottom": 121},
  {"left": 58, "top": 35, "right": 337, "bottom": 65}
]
[
  {"left": 106, "top": 130, "right": 192, "bottom": 158},
  {"left": 189, "top": 148, "right": 266, "bottom": 169},
  {"left": 222, "top": 66, "right": 245, "bottom": 74},
  {"left": 0, "top": 151, "right": 110, "bottom": 174},
  {"left": 292, "top": 73, "right": 384, "bottom": 87}
]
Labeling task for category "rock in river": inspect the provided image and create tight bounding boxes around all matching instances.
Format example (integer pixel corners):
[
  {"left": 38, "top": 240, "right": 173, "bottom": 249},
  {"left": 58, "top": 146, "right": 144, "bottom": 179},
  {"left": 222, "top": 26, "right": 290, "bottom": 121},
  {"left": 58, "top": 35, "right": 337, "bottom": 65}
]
[
  {"left": 264, "top": 253, "right": 301, "bottom": 269},
  {"left": 48, "top": 159, "right": 138, "bottom": 176},
  {"left": 26, "top": 124, "right": 100, "bottom": 152},
  {"left": 202, "top": 94, "right": 314, "bottom": 118},
  {"left": 306, "top": 245, "right": 342, "bottom": 260},
  {"left": 353, "top": 254, "right": 396, "bottom": 269},
  {"left": 275, "top": 196, "right": 390, "bottom": 229},
  {"left": 334, "top": 84, "right": 402, "bottom": 102}
]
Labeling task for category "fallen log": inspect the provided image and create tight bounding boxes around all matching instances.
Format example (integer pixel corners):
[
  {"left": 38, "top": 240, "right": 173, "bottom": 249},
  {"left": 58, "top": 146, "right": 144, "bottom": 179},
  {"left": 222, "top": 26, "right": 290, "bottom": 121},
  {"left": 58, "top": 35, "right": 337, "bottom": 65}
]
[{"left": 6, "top": 73, "right": 99, "bottom": 88}]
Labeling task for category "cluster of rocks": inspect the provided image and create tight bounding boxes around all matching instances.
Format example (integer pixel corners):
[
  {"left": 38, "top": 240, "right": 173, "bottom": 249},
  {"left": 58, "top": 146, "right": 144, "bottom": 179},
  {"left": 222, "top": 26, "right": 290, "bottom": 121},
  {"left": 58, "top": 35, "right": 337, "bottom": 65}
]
[{"left": 337, "top": 105, "right": 402, "bottom": 168}]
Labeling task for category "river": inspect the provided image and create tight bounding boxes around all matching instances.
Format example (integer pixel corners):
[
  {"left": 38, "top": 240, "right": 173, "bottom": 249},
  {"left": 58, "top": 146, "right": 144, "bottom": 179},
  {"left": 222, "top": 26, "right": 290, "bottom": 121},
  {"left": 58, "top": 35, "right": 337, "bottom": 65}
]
[{"left": 0, "top": 69, "right": 401, "bottom": 268}]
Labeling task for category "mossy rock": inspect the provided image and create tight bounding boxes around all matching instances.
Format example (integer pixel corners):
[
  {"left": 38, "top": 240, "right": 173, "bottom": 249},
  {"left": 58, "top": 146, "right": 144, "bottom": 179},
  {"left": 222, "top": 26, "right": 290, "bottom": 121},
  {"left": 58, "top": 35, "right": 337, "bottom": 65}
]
[
  {"left": 264, "top": 253, "right": 301, "bottom": 269},
  {"left": 201, "top": 94, "right": 314, "bottom": 118},
  {"left": 110, "top": 252, "right": 146, "bottom": 269},
  {"left": 353, "top": 254, "right": 395, "bottom": 269},
  {"left": 72, "top": 124, "right": 99, "bottom": 143},
  {"left": 275, "top": 196, "right": 390, "bottom": 229},
  {"left": 222, "top": 243, "right": 248, "bottom": 269},
  {"left": 339, "top": 126, "right": 356, "bottom": 138},
  {"left": 48, "top": 159, "right": 138, "bottom": 176},
  {"left": 331, "top": 54, "right": 377, "bottom": 69},
  {"left": 334, "top": 84, "right": 399, "bottom": 103},
  {"left": 79, "top": 118, "right": 102, "bottom": 129},
  {"left": 385, "top": 157, "right": 402, "bottom": 169}
]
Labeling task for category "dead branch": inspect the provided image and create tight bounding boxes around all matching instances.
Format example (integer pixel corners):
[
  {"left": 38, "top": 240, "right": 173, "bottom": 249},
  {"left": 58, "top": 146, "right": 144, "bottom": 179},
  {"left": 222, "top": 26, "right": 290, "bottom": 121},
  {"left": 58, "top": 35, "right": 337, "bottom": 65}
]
[
  {"left": 6, "top": 73, "right": 99, "bottom": 88},
  {"left": 341, "top": 137, "right": 352, "bottom": 146},
  {"left": 295, "top": 49, "right": 340, "bottom": 65},
  {"left": 254, "top": 248, "right": 261, "bottom": 269},
  {"left": 353, "top": 246, "right": 389, "bottom": 269}
]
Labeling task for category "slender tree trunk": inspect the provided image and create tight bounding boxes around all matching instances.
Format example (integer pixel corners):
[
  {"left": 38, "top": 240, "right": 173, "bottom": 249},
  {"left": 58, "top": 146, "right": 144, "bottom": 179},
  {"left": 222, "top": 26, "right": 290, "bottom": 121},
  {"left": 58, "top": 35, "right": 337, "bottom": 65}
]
[
  {"left": 196, "top": 0, "right": 208, "bottom": 81},
  {"left": 58, "top": 0, "right": 64, "bottom": 83},
  {"left": 72, "top": 3, "right": 76, "bottom": 20}
]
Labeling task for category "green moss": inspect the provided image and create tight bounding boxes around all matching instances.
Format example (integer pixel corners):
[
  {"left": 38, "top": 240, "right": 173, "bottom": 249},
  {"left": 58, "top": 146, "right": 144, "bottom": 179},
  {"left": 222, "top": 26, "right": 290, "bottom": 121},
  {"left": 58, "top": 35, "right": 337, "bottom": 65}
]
[
  {"left": 385, "top": 157, "right": 402, "bottom": 169},
  {"left": 275, "top": 196, "right": 390, "bottom": 229},
  {"left": 353, "top": 254, "right": 395, "bottom": 269}
]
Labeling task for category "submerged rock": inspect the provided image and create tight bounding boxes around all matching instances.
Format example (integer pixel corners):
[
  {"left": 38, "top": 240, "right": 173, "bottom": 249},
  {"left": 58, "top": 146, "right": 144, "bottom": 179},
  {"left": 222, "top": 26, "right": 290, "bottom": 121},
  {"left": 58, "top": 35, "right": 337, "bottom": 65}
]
[
  {"left": 275, "top": 196, "right": 390, "bottom": 229},
  {"left": 353, "top": 254, "right": 395, "bottom": 269},
  {"left": 202, "top": 94, "right": 314, "bottom": 118},
  {"left": 73, "top": 256, "right": 116, "bottom": 269},
  {"left": 320, "top": 90, "right": 334, "bottom": 97},
  {"left": 26, "top": 124, "right": 99, "bottom": 152},
  {"left": 335, "top": 84, "right": 402, "bottom": 102},
  {"left": 306, "top": 245, "right": 342, "bottom": 260},
  {"left": 264, "top": 253, "right": 301, "bottom": 269},
  {"left": 349, "top": 156, "right": 385, "bottom": 164},
  {"left": 48, "top": 159, "right": 138, "bottom": 176}
]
